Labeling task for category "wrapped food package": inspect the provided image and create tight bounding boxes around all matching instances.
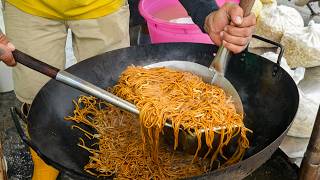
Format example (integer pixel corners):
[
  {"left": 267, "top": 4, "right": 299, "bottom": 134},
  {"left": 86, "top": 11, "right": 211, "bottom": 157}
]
[
  {"left": 287, "top": 90, "right": 319, "bottom": 138},
  {"left": 280, "top": 21, "right": 320, "bottom": 68},
  {"left": 250, "top": 5, "right": 304, "bottom": 48},
  {"left": 251, "top": 0, "right": 263, "bottom": 17}
]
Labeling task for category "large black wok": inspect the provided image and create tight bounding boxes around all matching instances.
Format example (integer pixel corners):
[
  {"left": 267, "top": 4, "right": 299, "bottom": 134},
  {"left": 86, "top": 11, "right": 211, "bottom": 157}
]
[{"left": 11, "top": 37, "right": 299, "bottom": 179}]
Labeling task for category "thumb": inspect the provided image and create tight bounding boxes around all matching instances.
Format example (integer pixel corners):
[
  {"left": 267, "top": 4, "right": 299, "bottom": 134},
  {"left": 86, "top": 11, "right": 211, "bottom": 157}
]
[
  {"left": 224, "top": 4, "right": 244, "bottom": 25},
  {"left": 0, "top": 44, "right": 16, "bottom": 66}
]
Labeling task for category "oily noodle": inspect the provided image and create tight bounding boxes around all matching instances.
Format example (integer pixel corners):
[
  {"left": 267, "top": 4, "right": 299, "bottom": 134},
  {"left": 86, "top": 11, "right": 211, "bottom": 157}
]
[
  {"left": 66, "top": 96, "right": 209, "bottom": 179},
  {"left": 66, "top": 66, "right": 252, "bottom": 179}
]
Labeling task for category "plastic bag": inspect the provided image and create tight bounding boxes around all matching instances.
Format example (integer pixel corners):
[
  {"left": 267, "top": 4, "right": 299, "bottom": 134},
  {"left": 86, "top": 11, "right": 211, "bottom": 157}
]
[
  {"left": 260, "top": 0, "right": 276, "bottom": 4},
  {"left": 287, "top": 67, "right": 320, "bottom": 138},
  {"left": 261, "top": 52, "right": 305, "bottom": 84},
  {"left": 251, "top": 0, "right": 263, "bottom": 17},
  {"left": 299, "top": 66, "right": 320, "bottom": 104},
  {"left": 169, "top": 17, "right": 194, "bottom": 24},
  {"left": 250, "top": 5, "right": 304, "bottom": 48},
  {"left": 280, "top": 21, "right": 320, "bottom": 68},
  {"left": 280, "top": 136, "right": 309, "bottom": 167},
  {"left": 280, "top": 67, "right": 320, "bottom": 167},
  {"left": 287, "top": 90, "right": 319, "bottom": 138}
]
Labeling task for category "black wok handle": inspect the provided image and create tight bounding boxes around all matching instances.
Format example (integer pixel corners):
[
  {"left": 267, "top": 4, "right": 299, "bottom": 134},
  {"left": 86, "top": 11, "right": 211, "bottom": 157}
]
[
  {"left": 12, "top": 50, "right": 60, "bottom": 78},
  {"left": 251, "top": 35, "right": 284, "bottom": 65}
]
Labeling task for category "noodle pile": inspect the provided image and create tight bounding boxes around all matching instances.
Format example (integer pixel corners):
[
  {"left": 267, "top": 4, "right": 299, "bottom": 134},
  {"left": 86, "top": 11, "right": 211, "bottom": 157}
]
[
  {"left": 66, "top": 96, "right": 209, "bottom": 179},
  {"left": 66, "top": 66, "right": 251, "bottom": 179}
]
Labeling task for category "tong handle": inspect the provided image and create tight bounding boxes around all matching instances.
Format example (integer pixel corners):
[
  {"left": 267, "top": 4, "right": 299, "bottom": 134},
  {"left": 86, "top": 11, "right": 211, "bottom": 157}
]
[
  {"left": 210, "top": 0, "right": 256, "bottom": 74},
  {"left": 12, "top": 50, "right": 59, "bottom": 78},
  {"left": 12, "top": 49, "right": 139, "bottom": 115},
  {"left": 240, "top": 0, "right": 256, "bottom": 16}
]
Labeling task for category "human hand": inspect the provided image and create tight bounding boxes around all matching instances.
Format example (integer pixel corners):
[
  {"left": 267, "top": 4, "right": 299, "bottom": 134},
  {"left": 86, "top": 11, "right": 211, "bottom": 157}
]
[
  {"left": 0, "top": 31, "right": 15, "bottom": 66},
  {"left": 204, "top": 3, "right": 256, "bottom": 53}
]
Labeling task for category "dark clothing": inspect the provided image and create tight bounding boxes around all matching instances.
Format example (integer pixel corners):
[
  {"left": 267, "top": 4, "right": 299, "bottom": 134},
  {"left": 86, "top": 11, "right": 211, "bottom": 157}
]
[{"left": 179, "top": 0, "right": 219, "bottom": 32}]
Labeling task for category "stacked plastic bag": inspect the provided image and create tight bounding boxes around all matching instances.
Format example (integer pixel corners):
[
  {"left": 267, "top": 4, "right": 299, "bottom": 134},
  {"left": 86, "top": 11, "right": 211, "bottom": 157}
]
[
  {"left": 250, "top": 4, "right": 304, "bottom": 48},
  {"left": 287, "top": 89, "right": 319, "bottom": 138},
  {"left": 280, "top": 21, "right": 320, "bottom": 68},
  {"left": 251, "top": 0, "right": 263, "bottom": 17}
]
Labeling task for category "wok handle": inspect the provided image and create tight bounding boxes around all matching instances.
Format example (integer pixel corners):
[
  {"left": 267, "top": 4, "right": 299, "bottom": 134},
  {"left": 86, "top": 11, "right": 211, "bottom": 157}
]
[
  {"left": 11, "top": 49, "right": 139, "bottom": 115},
  {"left": 12, "top": 50, "right": 59, "bottom": 78},
  {"left": 251, "top": 35, "right": 284, "bottom": 65}
]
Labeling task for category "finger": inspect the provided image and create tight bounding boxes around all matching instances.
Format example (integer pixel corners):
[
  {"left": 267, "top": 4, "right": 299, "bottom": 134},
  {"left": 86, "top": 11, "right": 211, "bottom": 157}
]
[
  {"left": 237, "top": 13, "right": 256, "bottom": 28},
  {"left": 7, "top": 42, "right": 15, "bottom": 51},
  {"left": 225, "top": 4, "right": 244, "bottom": 25},
  {"left": 222, "top": 40, "right": 246, "bottom": 54},
  {"left": 0, "top": 32, "right": 9, "bottom": 44},
  {"left": 0, "top": 44, "right": 16, "bottom": 66},
  {"left": 204, "top": 12, "right": 225, "bottom": 46},
  {"left": 208, "top": 33, "right": 222, "bottom": 46},
  {"left": 0, "top": 32, "right": 15, "bottom": 51},
  {"left": 221, "top": 31, "right": 250, "bottom": 46},
  {"left": 224, "top": 25, "right": 255, "bottom": 37}
]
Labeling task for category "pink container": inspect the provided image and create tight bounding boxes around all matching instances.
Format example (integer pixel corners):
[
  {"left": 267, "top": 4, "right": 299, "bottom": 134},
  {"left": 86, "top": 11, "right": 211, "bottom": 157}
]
[
  {"left": 139, "top": 0, "right": 212, "bottom": 44},
  {"left": 216, "top": 0, "right": 240, "bottom": 7},
  {"left": 139, "top": 0, "right": 240, "bottom": 44}
]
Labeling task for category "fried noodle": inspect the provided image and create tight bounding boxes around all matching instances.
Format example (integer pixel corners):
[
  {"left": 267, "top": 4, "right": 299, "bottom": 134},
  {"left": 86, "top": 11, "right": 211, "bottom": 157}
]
[{"left": 66, "top": 66, "right": 252, "bottom": 179}]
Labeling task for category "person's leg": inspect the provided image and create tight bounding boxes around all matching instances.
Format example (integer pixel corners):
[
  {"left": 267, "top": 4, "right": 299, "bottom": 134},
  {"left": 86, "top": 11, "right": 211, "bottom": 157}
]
[
  {"left": 4, "top": 2, "right": 67, "bottom": 180},
  {"left": 69, "top": 1, "right": 130, "bottom": 62},
  {"left": 4, "top": 3, "right": 68, "bottom": 105}
]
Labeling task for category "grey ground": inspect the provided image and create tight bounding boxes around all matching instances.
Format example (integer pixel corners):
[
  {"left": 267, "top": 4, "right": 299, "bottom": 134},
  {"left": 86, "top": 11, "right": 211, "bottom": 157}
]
[{"left": 0, "top": 0, "right": 319, "bottom": 179}]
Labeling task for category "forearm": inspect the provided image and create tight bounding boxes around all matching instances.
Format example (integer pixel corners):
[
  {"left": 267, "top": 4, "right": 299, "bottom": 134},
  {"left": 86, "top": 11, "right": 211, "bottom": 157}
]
[{"left": 179, "top": 0, "right": 219, "bottom": 32}]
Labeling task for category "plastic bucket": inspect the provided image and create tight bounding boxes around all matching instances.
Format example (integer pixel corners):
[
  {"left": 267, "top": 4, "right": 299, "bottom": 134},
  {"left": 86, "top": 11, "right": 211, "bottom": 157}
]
[
  {"left": 139, "top": 0, "right": 212, "bottom": 44},
  {"left": 216, "top": 0, "right": 240, "bottom": 7}
]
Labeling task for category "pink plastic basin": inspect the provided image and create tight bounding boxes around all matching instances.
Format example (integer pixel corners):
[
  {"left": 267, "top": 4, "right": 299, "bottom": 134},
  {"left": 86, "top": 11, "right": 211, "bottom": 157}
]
[
  {"left": 216, "top": 0, "right": 240, "bottom": 7},
  {"left": 139, "top": 0, "right": 240, "bottom": 44},
  {"left": 139, "top": 0, "right": 212, "bottom": 44}
]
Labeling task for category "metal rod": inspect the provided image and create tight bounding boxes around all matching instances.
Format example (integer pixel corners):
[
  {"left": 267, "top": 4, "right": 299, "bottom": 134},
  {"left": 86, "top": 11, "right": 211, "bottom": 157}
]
[
  {"left": 299, "top": 105, "right": 320, "bottom": 180},
  {"left": 210, "top": 45, "right": 231, "bottom": 76},
  {"left": 56, "top": 71, "right": 140, "bottom": 115}
]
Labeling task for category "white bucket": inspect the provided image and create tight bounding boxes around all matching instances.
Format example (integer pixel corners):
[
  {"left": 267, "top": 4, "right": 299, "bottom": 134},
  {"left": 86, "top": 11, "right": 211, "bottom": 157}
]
[{"left": 0, "top": 63, "right": 14, "bottom": 92}]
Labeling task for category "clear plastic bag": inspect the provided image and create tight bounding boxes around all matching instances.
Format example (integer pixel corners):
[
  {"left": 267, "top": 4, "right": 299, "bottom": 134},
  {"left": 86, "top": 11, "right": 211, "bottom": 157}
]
[
  {"left": 280, "top": 21, "right": 320, "bottom": 68},
  {"left": 250, "top": 5, "right": 304, "bottom": 48},
  {"left": 287, "top": 89, "right": 319, "bottom": 138},
  {"left": 260, "top": 0, "right": 276, "bottom": 4},
  {"left": 251, "top": 0, "right": 263, "bottom": 17}
]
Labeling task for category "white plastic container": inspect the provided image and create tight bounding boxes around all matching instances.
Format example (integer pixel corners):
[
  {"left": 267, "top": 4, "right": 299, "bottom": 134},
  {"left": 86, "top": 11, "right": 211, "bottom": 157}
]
[
  {"left": 0, "top": 63, "right": 13, "bottom": 92},
  {"left": 0, "top": 1, "right": 14, "bottom": 92}
]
